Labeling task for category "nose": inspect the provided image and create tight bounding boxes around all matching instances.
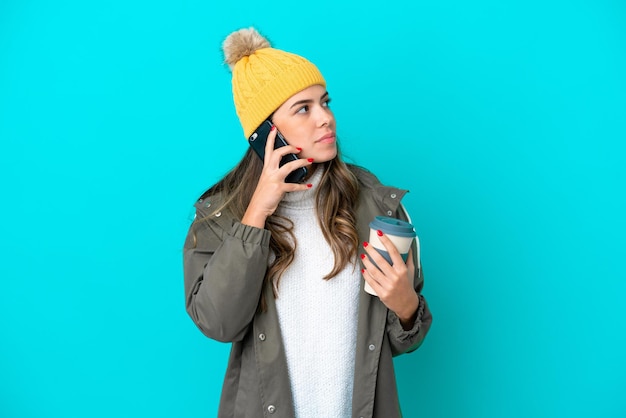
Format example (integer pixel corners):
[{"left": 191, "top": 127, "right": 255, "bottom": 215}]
[{"left": 316, "top": 106, "right": 332, "bottom": 127}]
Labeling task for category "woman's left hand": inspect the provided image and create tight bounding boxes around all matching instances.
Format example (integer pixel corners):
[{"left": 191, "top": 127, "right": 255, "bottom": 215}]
[{"left": 360, "top": 231, "right": 420, "bottom": 330}]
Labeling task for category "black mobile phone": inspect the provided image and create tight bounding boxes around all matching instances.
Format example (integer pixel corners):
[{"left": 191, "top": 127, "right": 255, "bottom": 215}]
[{"left": 248, "top": 120, "right": 308, "bottom": 184}]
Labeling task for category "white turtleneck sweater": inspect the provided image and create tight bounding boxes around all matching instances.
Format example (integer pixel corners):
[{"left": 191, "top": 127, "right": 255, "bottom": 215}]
[{"left": 274, "top": 169, "right": 361, "bottom": 418}]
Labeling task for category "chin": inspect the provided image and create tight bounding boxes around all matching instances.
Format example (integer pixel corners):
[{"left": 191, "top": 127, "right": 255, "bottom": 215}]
[{"left": 316, "top": 151, "right": 338, "bottom": 163}]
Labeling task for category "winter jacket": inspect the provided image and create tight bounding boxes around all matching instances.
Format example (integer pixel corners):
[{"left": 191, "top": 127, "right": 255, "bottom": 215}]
[{"left": 183, "top": 165, "right": 432, "bottom": 418}]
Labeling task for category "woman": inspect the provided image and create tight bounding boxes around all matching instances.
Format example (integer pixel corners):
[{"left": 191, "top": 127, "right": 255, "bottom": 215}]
[{"left": 183, "top": 27, "right": 432, "bottom": 418}]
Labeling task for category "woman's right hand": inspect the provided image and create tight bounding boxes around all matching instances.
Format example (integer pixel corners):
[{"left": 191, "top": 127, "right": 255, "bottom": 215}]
[{"left": 241, "top": 126, "right": 314, "bottom": 228}]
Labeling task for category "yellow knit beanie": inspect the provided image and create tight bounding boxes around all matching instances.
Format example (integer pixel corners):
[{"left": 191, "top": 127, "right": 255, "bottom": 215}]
[{"left": 222, "top": 27, "right": 326, "bottom": 138}]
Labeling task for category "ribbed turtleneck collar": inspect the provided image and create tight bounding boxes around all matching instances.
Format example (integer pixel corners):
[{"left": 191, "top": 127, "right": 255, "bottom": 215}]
[{"left": 278, "top": 167, "right": 324, "bottom": 210}]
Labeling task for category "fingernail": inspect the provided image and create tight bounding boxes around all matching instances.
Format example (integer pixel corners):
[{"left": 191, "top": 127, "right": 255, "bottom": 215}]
[
  {"left": 377, "top": 230, "right": 383, "bottom": 237},
  {"left": 307, "top": 158, "right": 314, "bottom": 163},
  {"left": 360, "top": 254, "right": 366, "bottom": 260},
  {"left": 363, "top": 241, "right": 369, "bottom": 248},
  {"left": 361, "top": 268, "right": 365, "bottom": 274},
  {"left": 306, "top": 184, "right": 313, "bottom": 188},
  {"left": 270, "top": 125, "right": 276, "bottom": 131},
  {"left": 296, "top": 147, "right": 302, "bottom": 151}
]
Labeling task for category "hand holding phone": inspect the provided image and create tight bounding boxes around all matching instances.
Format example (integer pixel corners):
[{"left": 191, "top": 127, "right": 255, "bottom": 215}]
[{"left": 248, "top": 120, "right": 308, "bottom": 184}]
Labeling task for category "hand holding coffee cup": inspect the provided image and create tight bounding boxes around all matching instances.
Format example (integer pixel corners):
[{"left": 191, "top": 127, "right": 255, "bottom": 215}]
[{"left": 361, "top": 216, "right": 417, "bottom": 296}]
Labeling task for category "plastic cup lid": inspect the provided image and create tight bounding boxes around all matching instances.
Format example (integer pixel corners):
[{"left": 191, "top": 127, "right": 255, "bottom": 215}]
[{"left": 369, "top": 216, "right": 416, "bottom": 238}]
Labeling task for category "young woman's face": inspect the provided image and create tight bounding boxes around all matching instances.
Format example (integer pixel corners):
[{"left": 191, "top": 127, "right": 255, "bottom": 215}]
[{"left": 271, "top": 84, "right": 337, "bottom": 163}]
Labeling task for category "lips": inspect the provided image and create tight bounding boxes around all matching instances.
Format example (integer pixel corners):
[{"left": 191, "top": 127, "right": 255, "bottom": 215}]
[{"left": 316, "top": 132, "right": 336, "bottom": 143}]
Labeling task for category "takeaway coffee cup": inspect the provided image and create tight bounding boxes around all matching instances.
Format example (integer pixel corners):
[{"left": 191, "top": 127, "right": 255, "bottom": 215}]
[{"left": 364, "top": 216, "right": 417, "bottom": 296}]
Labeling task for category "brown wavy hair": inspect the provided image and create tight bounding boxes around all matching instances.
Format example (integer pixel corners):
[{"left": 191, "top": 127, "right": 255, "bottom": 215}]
[{"left": 198, "top": 146, "right": 360, "bottom": 310}]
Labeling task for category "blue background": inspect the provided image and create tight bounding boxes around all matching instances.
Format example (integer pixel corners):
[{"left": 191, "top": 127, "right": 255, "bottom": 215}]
[{"left": 1, "top": 0, "right": 625, "bottom": 417}]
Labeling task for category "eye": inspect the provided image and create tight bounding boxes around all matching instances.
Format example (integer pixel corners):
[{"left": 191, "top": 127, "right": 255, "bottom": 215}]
[
  {"left": 323, "top": 98, "right": 332, "bottom": 108},
  {"left": 296, "top": 105, "right": 309, "bottom": 114}
]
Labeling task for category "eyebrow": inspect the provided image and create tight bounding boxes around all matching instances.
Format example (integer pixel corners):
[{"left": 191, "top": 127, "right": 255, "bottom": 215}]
[{"left": 289, "top": 92, "right": 329, "bottom": 109}]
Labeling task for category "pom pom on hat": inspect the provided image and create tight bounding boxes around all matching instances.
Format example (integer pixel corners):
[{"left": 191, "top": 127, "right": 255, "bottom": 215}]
[
  {"left": 222, "top": 27, "right": 326, "bottom": 139},
  {"left": 222, "top": 27, "right": 270, "bottom": 70}
]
